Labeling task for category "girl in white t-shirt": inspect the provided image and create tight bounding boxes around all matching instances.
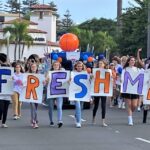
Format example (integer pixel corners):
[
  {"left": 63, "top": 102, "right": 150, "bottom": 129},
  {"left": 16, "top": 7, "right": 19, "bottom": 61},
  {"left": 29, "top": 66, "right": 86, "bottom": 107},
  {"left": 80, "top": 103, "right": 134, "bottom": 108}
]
[{"left": 12, "top": 63, "right": 24, "bottom": 120}]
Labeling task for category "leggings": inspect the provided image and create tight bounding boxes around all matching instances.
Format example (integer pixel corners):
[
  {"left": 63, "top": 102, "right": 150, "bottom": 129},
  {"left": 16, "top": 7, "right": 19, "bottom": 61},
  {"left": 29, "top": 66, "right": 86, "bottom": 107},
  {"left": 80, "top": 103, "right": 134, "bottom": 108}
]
[
  {"left": 93, "top": 96, "right": 106, "bottom": 119},
  {"left": 143, "top": 110, "right": 148, "bottom": 123},
  {"left": 30, "top": 103, "right": 38, "bottom": 124},
  {"left": 0, "top": 100, "right": 10, "bottom": 124}
]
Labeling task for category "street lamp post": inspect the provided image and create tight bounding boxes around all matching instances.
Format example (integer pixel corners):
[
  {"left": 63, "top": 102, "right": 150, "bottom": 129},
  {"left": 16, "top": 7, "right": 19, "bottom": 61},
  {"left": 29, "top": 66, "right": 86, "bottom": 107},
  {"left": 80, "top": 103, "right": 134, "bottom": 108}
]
[{"left": 5, "top": 31, "right": 11, "bottom": 63}]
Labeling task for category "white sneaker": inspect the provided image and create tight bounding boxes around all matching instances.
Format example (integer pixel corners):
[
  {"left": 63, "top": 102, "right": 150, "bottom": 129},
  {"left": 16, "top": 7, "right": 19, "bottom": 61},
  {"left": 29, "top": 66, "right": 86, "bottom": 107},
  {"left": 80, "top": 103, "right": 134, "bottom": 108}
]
[
  {"left": 1, "top": 124, "right": 8, "bottom": 128},
  {"left": 128, "top": 116, "right": 133, "bottom": 126},
  {"left": 118, "top": 103, "right": 122, "bottom": 109},
  {"left": 137, "top": 107, "right": 141, "bottom": 112},
  {"left": 102, "top": 123, "right": 108, "bottom": 127},
  {"left": 76, "top": 123, "right": 81, "bottom": 128},
  {"left": 128, "top": 122, "right": 133, "bottom": 126},
  {"left": 33, "top": 123, "right": 39, "bottom": 129},
  {"left": 122, "top": 103, "right": 126, "bottom": 109},
  {"left": 118, "top": 98, "right": 123, "bottom": 108},
  {"left": 13, "top": 116, "right": 18, "bottom": 120}
]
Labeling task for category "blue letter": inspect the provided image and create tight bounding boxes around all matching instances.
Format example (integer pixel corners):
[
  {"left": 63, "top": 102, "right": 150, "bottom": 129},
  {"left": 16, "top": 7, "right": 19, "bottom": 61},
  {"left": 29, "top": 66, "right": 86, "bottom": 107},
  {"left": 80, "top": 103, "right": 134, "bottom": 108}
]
[
  {"left": 74, "top": 74, "right": 88, "bottom": 98},
  {"left": 0, "top": 69, "right": 11, "bottom": 93}
]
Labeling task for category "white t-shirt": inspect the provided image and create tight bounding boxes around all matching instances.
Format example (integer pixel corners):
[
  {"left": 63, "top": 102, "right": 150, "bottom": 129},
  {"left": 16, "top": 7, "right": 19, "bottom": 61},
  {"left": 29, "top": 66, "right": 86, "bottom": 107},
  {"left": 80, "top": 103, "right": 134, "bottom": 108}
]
[
  {"left": 12, "top": 73, "right": 24, "bottom": 94},
  {"left": 0, "top": 94, "right": 12, "bottom": 101}
]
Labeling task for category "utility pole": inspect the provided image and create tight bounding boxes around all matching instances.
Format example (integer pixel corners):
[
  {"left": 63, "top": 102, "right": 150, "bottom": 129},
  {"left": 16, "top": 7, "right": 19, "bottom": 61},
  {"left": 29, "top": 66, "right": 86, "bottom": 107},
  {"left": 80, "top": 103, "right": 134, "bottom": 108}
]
[
  {"left": 147, "top": 0, "right": 150, "bottom": 57},
  {"left": 19, "top": 0, "right": 21, "bottom": 20},
  {"left": 117, "top": 0, "right": 122, "bottom": 33}
]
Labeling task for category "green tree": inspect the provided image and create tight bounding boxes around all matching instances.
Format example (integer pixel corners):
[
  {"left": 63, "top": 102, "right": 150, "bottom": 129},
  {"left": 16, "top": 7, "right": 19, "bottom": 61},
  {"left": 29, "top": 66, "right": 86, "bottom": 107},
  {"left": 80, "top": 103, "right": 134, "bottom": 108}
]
[
  {"left": 78, "top": 18, "right": 117, "bottom": 37},
  {"left": 91, "top": 31, "right": 117, "bottom": 55},
  {"left": 61, "top": 10, "right": 73, "bottom": 32},
  {"left": 22, "top": 0, "right": 39, "bottom": 18},
  {"left": 117, "top": 0, "right": 148, "bottom": 56},
  {"left": 48, "top": 1, "right": 57, "bottom": 9},
  {"left": 22, "top": 0, "right": 39, "bottom": 6},
  {"left": 5, "top": 0, "right": 21, "bottom": 13},
  {"left": 3, "top": 20, "right": 33, "bottom": 60},
  {"left": 57, "top": 9, "right": 74, "bottom": 39},
  {"left": 0, "top": 0, "right": 3, "bottom": 12},
  {"left": 68, "top": 26, "right": 94, "bottom": 51},
  {"left": 68, "top": 26, "right": 117, "bottom": 54}
]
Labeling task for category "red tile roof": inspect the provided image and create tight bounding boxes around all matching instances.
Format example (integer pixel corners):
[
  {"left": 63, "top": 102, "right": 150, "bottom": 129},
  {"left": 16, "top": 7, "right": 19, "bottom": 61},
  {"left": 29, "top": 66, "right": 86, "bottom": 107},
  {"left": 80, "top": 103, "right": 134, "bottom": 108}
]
[
  {"left": 0, "top": 29, "right": 47, "bottom": 34},
  {"left": 47, "top": 41, "right": 59, "bottom": 47},
  {"left": 30, "top": 4, "right": 57, "bottom": 11},
  {"left": 2, "top": 18, "right": 38, "bottom": 25},
  {"left": 28, "top": 29, "right": 47, "bottom": 34}
]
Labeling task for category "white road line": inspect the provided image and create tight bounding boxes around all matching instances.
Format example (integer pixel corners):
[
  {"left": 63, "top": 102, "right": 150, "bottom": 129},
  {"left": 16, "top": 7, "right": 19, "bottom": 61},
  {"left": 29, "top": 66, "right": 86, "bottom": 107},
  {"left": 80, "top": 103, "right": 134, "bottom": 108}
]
[{"left": 136, "top": 138, "right": 150, "bottom": 144}]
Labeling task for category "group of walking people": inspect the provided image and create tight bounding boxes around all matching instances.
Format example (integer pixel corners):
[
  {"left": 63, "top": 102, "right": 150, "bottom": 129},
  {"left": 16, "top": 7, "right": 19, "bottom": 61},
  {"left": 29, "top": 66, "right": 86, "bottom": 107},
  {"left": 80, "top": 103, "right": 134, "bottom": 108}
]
[{"left": 0, "top": 49, "right": 150, "bottom": 129}]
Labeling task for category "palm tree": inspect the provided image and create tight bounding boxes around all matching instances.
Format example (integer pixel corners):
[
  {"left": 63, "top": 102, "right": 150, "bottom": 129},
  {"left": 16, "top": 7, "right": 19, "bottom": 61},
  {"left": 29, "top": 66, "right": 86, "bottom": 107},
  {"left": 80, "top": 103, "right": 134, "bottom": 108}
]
[{"left": 3, "top": 21, "right": 33, "bottom": 61}]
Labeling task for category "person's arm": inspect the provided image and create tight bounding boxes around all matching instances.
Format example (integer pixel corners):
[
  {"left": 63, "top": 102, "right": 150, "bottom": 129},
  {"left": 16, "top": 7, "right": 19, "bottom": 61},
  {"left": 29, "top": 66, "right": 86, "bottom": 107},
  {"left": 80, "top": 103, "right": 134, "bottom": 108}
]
[{"left": 137, "top": 48, "right": 144, "bottom": 68}]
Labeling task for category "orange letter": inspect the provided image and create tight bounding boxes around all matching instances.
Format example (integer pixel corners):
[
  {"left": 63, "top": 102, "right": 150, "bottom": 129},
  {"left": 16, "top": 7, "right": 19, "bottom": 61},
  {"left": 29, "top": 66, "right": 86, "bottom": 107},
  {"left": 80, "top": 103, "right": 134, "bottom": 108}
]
[
  {"left": 25, "top": 75, "right": 39, "bottom": 100},
  {"left": 94, "top": 71, "right": 110, "bottom": 93},
  {"left": 147, "top": 88, "right": 150, "bottom": 100}
]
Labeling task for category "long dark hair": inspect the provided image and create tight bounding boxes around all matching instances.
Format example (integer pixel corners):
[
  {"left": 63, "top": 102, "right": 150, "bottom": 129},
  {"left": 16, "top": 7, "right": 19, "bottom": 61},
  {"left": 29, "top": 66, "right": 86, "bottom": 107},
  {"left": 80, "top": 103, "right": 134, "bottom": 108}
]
[
  {"left": 123, "top": 56, "right": 136, "bottom": 69},
  {"left": 29, "top": 63, "right": 38, "bottom": 73}
]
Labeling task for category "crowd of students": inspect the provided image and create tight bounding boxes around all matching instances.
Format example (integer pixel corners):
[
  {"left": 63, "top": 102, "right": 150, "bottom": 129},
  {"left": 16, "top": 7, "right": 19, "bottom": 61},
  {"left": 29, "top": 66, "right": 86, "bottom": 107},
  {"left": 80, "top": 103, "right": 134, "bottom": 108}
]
[{"left": 0, "top": 49, "right": 150, "bottom": 129}]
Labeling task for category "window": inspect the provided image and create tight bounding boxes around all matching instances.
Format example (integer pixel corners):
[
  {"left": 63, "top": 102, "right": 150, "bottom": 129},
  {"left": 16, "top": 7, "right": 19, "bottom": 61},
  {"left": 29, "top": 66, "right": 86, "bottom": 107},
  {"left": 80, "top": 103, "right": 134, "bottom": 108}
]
[{"left": 39, "top": 12, "right": 43, "bottom": 19}]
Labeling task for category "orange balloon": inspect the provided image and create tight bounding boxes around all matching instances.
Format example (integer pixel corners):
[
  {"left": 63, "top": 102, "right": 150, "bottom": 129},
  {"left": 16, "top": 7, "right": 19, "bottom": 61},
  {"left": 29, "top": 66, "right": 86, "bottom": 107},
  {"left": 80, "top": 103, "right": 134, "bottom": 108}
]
[
  {"left": 57, "top": 57, "right": 62, "bottom": 63},
  {"left": 87, "top": 57, "right": 93, "bottom": 62},
  {"left": 59, "top": 33, "right": 79, "bottom": 51},
  {"left": 87, "top": 68, "right": 92, "bottom": 74}
]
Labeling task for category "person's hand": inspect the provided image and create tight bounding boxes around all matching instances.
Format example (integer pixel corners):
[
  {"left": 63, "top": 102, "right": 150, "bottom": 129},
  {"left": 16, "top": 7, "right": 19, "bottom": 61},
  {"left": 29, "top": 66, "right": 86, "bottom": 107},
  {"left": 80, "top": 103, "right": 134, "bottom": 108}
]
[
  {"left": 43, "top": 80, "right": 47, "bottom": 85},
  {"left": 138, "top": 48, "right": 142, "bottom": 52},
  {"left": 68, "top": 78, "right": 71, "bottom": 84}
]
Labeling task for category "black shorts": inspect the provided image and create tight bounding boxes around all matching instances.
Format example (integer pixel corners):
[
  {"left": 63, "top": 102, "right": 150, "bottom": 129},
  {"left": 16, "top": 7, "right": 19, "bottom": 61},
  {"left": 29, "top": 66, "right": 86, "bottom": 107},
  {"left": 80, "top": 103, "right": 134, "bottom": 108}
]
[{"left": 121, "top": 93, "right": 139, "bottom": 99}]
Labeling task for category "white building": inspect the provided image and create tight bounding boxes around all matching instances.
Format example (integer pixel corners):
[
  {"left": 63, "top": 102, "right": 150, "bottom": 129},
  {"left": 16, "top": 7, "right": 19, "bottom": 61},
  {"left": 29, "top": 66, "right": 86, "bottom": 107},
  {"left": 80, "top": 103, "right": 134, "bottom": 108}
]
[{"left": 0, "top": 4, "right": 61, "bottom": 62}]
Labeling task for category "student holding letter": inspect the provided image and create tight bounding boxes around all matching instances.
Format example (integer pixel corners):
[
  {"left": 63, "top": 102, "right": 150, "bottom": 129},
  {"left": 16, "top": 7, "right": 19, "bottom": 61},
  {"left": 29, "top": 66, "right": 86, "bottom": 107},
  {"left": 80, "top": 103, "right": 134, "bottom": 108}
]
[
  {"left": 28, "top": 63, "right": 39, "bottom": 129},
  {"left": 12, "top": 63, "right": 24, "bottom": 120},
  {"left": 46, "top": 61, "right": 64, "bottom": 128},
  {"left": 121, "top": 56, "right": 140, "bottom": 125},
  {"left": 137, "top": 48, "right": 150, "bottom": 123},
  {"left": 92, "top": 60, "right": 109, "bottom": 127},
  {"left": 71, "top": 61, "right": 86, "bottom": 128},
  {"left": 0, "top": 63, "right": 12, "bottom": 128}
]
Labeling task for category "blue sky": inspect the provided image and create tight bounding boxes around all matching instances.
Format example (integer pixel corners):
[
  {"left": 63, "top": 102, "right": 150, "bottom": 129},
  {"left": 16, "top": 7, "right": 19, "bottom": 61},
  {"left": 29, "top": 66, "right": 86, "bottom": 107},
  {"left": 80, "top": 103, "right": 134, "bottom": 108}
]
[{"left": 41, "top": 0, "right": 137, "bottom": 23}]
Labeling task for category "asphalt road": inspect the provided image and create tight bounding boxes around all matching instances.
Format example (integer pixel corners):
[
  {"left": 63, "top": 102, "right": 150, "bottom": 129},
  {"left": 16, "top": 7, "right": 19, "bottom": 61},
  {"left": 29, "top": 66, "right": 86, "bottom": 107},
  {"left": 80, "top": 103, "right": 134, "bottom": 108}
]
[{"left": 0, "top": 103, "right": 150, "bottom": 150}]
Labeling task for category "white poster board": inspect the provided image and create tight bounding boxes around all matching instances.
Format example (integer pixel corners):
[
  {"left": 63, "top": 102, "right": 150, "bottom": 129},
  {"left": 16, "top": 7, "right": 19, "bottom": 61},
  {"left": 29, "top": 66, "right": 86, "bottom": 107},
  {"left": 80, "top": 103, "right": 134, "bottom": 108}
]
[
  {"left": 69, "top": 72, "right": 91, "bottom": 102},
  {"left": 20, "top": 73, "right": 44, "bottom": 104},
  {"left": 91, "top": 68, "right": 113, "bottom": 96},
  {"left": 0, "top": 67, "right": 14, "bottom": 95},
  {"left": 47, "top": 71, "right": 70, "bottom": 98}
]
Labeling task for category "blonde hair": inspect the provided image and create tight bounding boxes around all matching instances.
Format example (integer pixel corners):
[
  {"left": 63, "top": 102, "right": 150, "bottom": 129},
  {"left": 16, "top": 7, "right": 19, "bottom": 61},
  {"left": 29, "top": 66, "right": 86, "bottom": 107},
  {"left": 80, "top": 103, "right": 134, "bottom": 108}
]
[
  {"left": 51, "top": 61, "right": 61, "bottom": 70},
  {"left": 74, "top": 61, "right": 86, "bottom": 71}
]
